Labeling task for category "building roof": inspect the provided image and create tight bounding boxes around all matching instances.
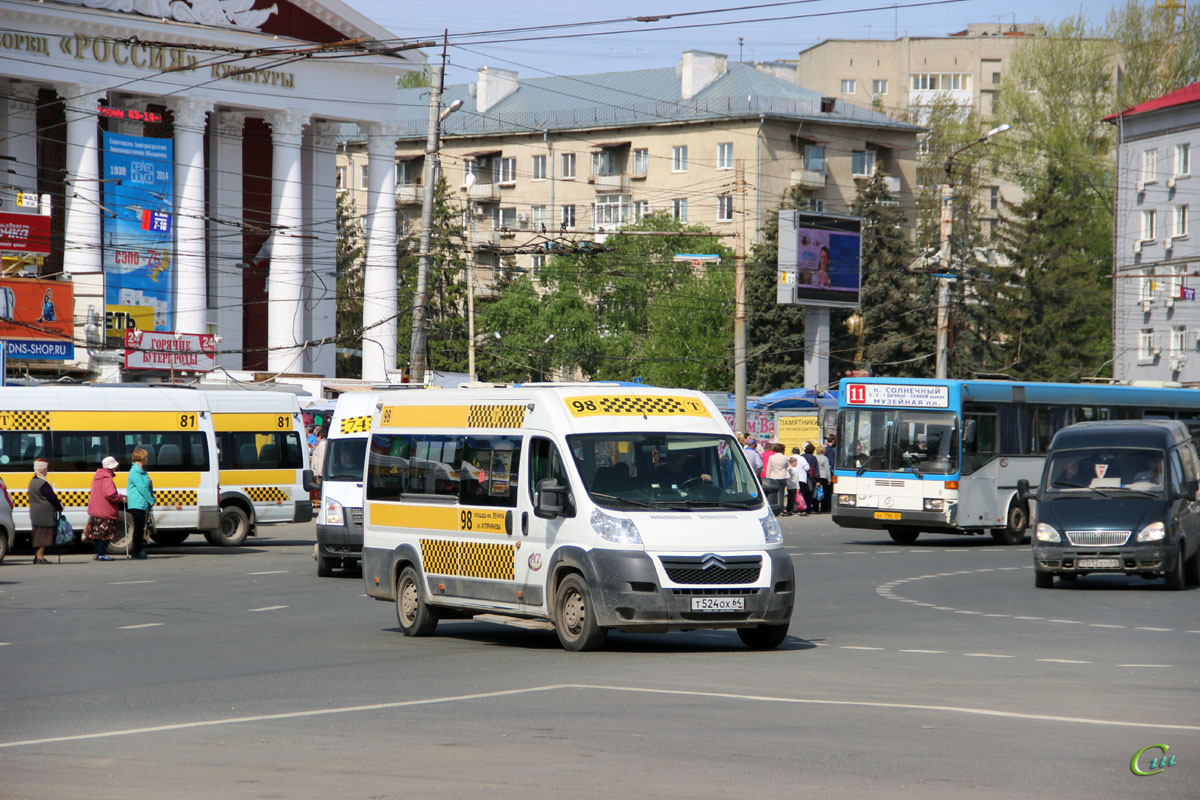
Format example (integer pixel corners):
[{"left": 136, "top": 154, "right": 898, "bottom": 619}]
[
  {"left": 390, "top": 61, "right": 920, "bottom": 140},
  {"left": 1104, "top": 81, "right": 1200, "bottom": 121}
]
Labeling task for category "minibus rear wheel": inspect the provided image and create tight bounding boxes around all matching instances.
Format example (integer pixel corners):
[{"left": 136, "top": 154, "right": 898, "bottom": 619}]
[
  {"left": 215, "top": 506, "right": 250, "bottom": 547},
  {"left": 554, "top": 573, "right": 607, "bottom": 651},
  {"left": 396, "top": 566, "right": 438, "bottom": 636}
]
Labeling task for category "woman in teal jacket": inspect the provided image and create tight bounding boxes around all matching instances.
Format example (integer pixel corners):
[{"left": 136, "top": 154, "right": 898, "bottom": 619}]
[{"left": 126, "top": 447, "right": 155, "bottom": 560}]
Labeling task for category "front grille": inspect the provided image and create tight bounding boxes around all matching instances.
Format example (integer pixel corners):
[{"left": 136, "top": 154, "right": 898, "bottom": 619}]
[
  {"left": 874, "top": 479, "right": 905, "bottom": 487},
  {"left": 650, "top": 513, "right": 692, "bottom": 521},
  {"left": 671, "top": 588, "right": 761, "bottom": 596},
  {"left": 1065, "top": 530, "right": 1130, "bottom": 547},
  {"left": 660, "top": 554, "right": 762, "bottom": 585},
  {"left": 349, "top": 507, "right": 364, "bottom": 530}
]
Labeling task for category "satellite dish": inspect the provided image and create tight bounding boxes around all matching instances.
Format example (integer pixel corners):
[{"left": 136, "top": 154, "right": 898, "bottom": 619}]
[{"left": 464, "top": 172, "right": 477, "bottom": 189}]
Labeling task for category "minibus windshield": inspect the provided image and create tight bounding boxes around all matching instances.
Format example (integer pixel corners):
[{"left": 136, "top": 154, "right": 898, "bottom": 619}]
[
  {"left": 325, "top": 438, "right": 367, "bottom": 481},
  {"left": 1044, "top": 448, "right": 1166, "bottom": 496},
  {"left": 567, "top": 433, "right": 763, "bottom": 511}
]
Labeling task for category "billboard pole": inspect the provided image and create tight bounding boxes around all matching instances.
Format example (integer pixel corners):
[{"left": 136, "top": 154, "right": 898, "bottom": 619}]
[
  {"left": 804, "top": 307, "right": 830, "bottom": 393},
  {"left": 734, "top": 159, "right": 747, "bottom": 435}
]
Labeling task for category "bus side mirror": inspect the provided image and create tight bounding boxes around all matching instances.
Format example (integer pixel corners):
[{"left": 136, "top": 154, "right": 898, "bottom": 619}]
[
  {"left": 1016, "top": 478, "right": 1032, "bottom": 502},
  {"left": 534, "top": 478, "right": 566, "bottom": 519},
  {"left": 963, "top": 419, "right": 976, "bottom": 445},
  {"left": 302, "top": 469, "right": 320, "bottom": 493}
]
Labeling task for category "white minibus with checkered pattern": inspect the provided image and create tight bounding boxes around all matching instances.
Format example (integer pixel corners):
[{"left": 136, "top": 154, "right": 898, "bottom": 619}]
[
  {"left": 361, "top": 385, "right": 795, "bottom": 651},
  {"left": 0, "top": 385, "right": 220, "bottom": 556}
]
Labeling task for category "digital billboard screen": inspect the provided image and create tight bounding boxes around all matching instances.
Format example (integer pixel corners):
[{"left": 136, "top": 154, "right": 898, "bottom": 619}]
[{"left": 776, "top": 210, "right": 862, "bottom": 309}]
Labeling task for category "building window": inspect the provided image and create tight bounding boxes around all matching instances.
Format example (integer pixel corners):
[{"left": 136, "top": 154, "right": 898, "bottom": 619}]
[
  {"left": 717, "top": 195, "right": 733, "bottom": 222},
  {"left": 804, "top": 144, "right": 826, "bottom": 172},
  {"left": 531, "top": 254, "right": 545, "bottom": 276},
  {"left": 1172, "top": 326, "right": 1187, "bottom": 356},
  {"left": 1142, "top": 149, "right": 1158, "bottom": 185},
  {"left": 633, "top": 149, "right": 649, "bottom": 175},
  {"left": 592, "top": 150, "right": 621, "bottom": 177},
  {"left": 633, "top": 200, "right": 651, "bottom": 220},
  {"left": 593, "top": 194, "right": 628, "bottom": 226},
  {"left": 672, "top": 146, "right": 688, "bottom": 172},
  {"left": 911, "top": 73, "right": 971, "bottom": 91},
  {"left": 397, "top": 161, "right": 419, "bottom": 186},
  {"left": 1175, "top": 205, "right": 1190, "bottom": 237},
  {"left": 1140, "top": 269, "right": 1154, "bottom": 303},
  {"left": 336, "top": 165, "right": 347, "bottom": 191},
  {"left": 493, "top": 207, "right": 517, "bottom": 230},
  {"left": 1142, "top": 209, "right": 1157, "bottom": 241},
  {"left": 1139, "top": 329, "right": 1155, "bottom": 361},
  {"left": 872, "top": 79, "right": 888, "bottom": 95},
  {"left": 1163, "top": 270, "right": 1180, "bottom": 301},
  {"left": 672, "top": 198, "right": 688, "bottom": 222},
  {"left": 717, "top": 142, "right": 733, "bottom": 170},
  {"left": 841, "top": 79, "right": 856, "bottom": 94},
  {"left": 531, "top": 155, "right": 546, "bottom": 181},
  {"left": 1177, "top": 143, "right": 1191, "bottom": 176},
  {"left": 916, "top": 137, "right": 930, "bottom": 156},
  {"left": 851, "top": 150, "right": 876, "bottom": 176},
  {"left": 561, "top": 153, "right": 576, "bottom": 180},
  {"left": 531, "top": 206, "right": 546, "bottom": 229},
  {"left": 494, "top": 157, "right": 517, "bottom": 184},
  {"left": 989, "top": 186, "right": 1000, "bottom": 211},
  {"left": 991, "top": 72, "right": 1002, "bottom": 84},
  {"left": 359, "top": 163, "right": 369, "bottom": 188},
  {"left": 561, "top": 204, "right": 575, "bottom": 229},
  {"left": 802, "top": 197, "right": 826, "bottom": 213}
]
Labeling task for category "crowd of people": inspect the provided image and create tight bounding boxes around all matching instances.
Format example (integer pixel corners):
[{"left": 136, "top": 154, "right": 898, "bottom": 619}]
[{"left": 738, "top": 431, "right": 835, "bottom": 516}]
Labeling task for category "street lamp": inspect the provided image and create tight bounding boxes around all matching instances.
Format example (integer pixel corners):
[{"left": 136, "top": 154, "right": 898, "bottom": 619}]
[
  {"left": 493, "top": 331, "right": 503, "bottom": 383},
  {"left": 935, "top": 123, "right": 1012, "bottom": 379},
  {"left": 541, "top": 333, "right": 555, "bottom": 380}
]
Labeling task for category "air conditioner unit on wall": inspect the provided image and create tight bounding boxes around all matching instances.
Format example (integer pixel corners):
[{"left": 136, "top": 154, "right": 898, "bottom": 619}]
[
  {"left": 1150, "top": 345, "right": 1162, "bottom": 357},
  {"left": 1164, "top": 295, "right": 1176, "bottom": 308},
  {"left": 1133, "top": 240, "right": 1143, "bottom": 254},
  {"left": 1167, "top": 176, "right": 1177, "bottom": 189},
  {"left": 1164, "top": 238, "right": 1175, "bottom": 251},
  {"left": 1170, "top": 356, "right": 1187, "bottom": 372},
  {"left": 1138, "top": 298, "right": 1153, "bottom": 312}
]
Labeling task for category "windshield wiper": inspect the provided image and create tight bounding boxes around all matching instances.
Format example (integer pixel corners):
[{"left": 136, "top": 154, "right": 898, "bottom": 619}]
[
  {"left": 1050, "top": 481, "right": 1110, "bottom": 497},
  {"left": 901, "top": 452, "right": 923, "bottom": 479},
  {"left": 589, "top": 492, "right": 651, "bottom": 508}
]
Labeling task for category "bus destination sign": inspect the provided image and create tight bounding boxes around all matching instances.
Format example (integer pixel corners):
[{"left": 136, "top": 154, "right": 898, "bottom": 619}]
[{"left": 845, "top": 383, "right": 949, "bottom": 408}]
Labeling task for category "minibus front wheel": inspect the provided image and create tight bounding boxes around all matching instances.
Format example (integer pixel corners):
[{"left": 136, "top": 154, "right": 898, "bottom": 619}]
[{"left": 554, "top": 573, "right": 607, "bottom": 651}]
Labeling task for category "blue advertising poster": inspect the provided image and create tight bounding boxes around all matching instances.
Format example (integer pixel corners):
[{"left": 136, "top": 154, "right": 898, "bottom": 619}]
[{"left": 102, "top": 132, "right": 174, "bottom": 333}]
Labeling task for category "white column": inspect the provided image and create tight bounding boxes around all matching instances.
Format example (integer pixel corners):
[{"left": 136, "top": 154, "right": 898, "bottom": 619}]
[
  {"left": 361, "top": 122, "right": 398, "bottom": 383},
  {"left": 305, "top": 121, "right": 339, "bottom": 377},
  {"left": 209, "top": 110, "right": 247, "bottom": 371},
  {"left": 266, "top": 110, "right": 309, "bottom": 373},
  {"left": 169, "top": 98, "right": 214, "bottom": 337},
  {"left": 60, "top": 82, "right": 106, "bottom": 371},
  {"left": 5, "top": 81, "right": 40, "bottom": 205}
]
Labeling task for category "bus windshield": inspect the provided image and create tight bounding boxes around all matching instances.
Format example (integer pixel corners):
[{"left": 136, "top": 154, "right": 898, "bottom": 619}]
[
  {"left": 566, "top": 433, "right": 764, "bottom": 511},
  {"left": 838, "top": 409, "right": 959, "bottom": 475},
  {"left": 1044, "top": 448, "right": 1166, "bottom": 495}
]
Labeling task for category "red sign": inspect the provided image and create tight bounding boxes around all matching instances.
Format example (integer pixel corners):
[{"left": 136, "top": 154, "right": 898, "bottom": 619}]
[
  {"left": 0, "top": 277, "right": 74, "bottom": 341},
  {"left": 846, "top": 383, "right": 867, "bottom": 405},
  {"left": 0, "top": 212, "right": 51, "bottom": 254},
  {"left": 124, "top": 329, "right": 216, "bottom": 372},
  {"left": 97, "top": 106, "right": 163, "bottom": 123}
]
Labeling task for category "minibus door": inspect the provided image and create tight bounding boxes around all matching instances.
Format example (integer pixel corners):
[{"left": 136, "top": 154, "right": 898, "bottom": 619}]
[{"left": 515, "top": 436, "right": 571, "bottom": 612}]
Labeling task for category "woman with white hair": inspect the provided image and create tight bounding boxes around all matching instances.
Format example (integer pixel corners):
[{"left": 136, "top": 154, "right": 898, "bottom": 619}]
[
  {"left": 87, "top": 456, "right": 125, "bottom": 562},
  {"left": 27, "top": 458, "right": 63, "bottom": 564}
]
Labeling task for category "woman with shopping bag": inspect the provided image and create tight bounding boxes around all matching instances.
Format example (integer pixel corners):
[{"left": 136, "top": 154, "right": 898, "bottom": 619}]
[
  {"left": 87, "top": 456, "right": 124, "bottom": 562},
  {"left": 27, "top": 458, "right": 63, "bottom": 564},
  {"left": 125, "top": 448, "right": 155, "bottom": 560}
]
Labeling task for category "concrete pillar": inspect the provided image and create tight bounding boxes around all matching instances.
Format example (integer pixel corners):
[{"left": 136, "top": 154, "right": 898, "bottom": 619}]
[
  {"left": 265, "top": 110, "right": 309, "bottom": 373},
  {"left": 360, "top": 121, "right": 398, "bottom": 383},
  {"left": 5, "top": 81, "right": 40, "bottom": 207},
  {"left": 305, "top": 120, "right": 339, "bottom": 377},
  {"left": 209, "top": 110, "right": 247, "bottom": 371},
  {"left": 168, "top": 97, "right": 214, "bottom": 337}
]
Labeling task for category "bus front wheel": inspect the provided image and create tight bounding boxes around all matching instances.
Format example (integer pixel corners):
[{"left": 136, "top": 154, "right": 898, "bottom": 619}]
[
  {"left": 992, "top": 501, "right": 1028, "bottom": 546},
  {"left": 887, "top": 528, "right": 919, "bottom": 545}
]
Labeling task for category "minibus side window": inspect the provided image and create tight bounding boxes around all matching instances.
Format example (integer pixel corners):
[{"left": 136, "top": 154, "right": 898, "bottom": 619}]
[
  {"left": 460, "top": 435, "right": 521, "bottom": 508},
  {"left": 0, "top": 431, "right": 47, "bottom": 472},
  {"left": 366, "top": 434, "right": 405, "bottom": 501},
  {"left": 55, "top": 433, "right": 112, "bottom": 472},
  {"left": 217, "top": 431, "right": 302, "bottom": 469},
  {"left": 1178, "top": 445, "right": 1199, "bottom": 486},
  {"left": 408, "top": 435, "right": 461, "bottom": 498}
]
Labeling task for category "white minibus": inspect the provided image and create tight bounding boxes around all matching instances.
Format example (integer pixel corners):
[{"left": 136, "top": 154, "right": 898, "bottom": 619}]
[{"left": 361, "top": 385, "right": 794, "bottom": 650}]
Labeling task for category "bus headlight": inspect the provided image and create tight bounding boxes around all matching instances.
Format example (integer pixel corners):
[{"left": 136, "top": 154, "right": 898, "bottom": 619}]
[
  {"left": 1035, "top": 522, "right": 1060, "bottom": 543},
  {"left": 761, "top": 514, "right": 783, "bottom": 544},
  {"left": 923, "top": 499, "right": 945, "bottom": 512},
  {"left": 590, "top": 508, "right": 642, "bottom": 545},
  {"left": 1136, "top": 521, "right": 1165, "bottom": 542},
  {"left": 324, "top": 498, "right": 343, "bottom": 526},
  {"left": 836, "top": 494, "right": 855, "bottom": 507}
]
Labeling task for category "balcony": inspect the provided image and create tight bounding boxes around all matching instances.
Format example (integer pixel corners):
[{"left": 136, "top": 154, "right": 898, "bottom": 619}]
[
  {"left": 396, "top": 184, "right": 421, "bottom": 204},
  {"left": 592, "top": 173, "right": 630, "bottom": 192},
  {"left": 883, "top": 175, "right": 901, "bottom": 194},
  {"left": 790, "top": 169, "right": 826, "bottom": 189},
  {"left": 467, "top": 182, "right": 500, "bottom": 201}
]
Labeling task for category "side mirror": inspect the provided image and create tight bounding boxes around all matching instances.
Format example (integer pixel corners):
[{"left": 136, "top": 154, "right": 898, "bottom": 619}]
[
  {"left": 534, "top": 477, "right": 566, "bottom": 519},
  {"left": 962, "top": 419, "right": 976, "bottom": 445},
  {"left": 1016, "top": 478, "right": 1032, "bottom": 503},
  {"left": 302, "top": 469, "right": 321, "bottom": 493},
  {"left": 1184, "top": 478, "right": 1200, "bottom": 502}
]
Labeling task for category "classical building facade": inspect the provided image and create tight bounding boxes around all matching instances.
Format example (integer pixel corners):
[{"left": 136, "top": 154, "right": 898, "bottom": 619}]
[
  {"left": 339, "top": 51, "right": 921, "bottom": 291},
  {"left": 1108, "top": 83, "right": 1199, "bottom": 383},
  {"left": 0, "top": 0, "right": 420, "bottom": 382}
]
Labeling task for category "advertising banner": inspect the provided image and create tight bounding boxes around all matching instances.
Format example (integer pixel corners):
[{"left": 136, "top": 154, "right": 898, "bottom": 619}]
[
  {"left": 0, "top": 212, "right": 52, "bottom": 254},
  {"left": 102, "top": 132, "right": 174, "bottom": 333},
  {"left": 777, "top": 210, "right": 862, "bottom": 309},
  {"left": 124, "top": 329, "right": 215, "bottom": 372},
  {"left": 0, "top": 276, "right": 74, "bottom": 360}
]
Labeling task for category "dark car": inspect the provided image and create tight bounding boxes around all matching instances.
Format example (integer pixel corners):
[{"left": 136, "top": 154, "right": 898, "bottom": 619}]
[{"left": 1020, "top": 420, "right": 1200, "bottom": 590}]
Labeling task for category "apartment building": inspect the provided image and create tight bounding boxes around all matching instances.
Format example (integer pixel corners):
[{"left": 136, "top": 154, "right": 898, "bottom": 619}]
[
  {"left": 339, "top": 51, "right": 921, "bottom": 290},
  {"left": 1108, "top": 83, "right": 1199, "bottom": 383}
]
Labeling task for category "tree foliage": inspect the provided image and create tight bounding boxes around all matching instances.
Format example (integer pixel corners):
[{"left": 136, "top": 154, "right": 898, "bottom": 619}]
[{"left": 335, "top": 190, "right": 364, "bottom": 377}]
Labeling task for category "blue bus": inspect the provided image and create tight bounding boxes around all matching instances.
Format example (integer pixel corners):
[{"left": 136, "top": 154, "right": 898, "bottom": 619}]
[{"left": 832, "top": 379, "right": 1200, "bottom": 545}]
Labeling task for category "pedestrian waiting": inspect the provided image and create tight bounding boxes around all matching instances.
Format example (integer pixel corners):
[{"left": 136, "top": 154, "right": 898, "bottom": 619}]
[
  {"left": 86, "top": 456, "right": 124, "bottom": 562},
  {"left": 28, "top": 458, "right": 63, "bottom": 565}
]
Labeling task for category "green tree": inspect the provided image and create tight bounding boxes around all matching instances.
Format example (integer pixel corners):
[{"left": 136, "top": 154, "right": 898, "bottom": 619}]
[{"left": 335, "top": 190, "right": 364, "bottom": 377}]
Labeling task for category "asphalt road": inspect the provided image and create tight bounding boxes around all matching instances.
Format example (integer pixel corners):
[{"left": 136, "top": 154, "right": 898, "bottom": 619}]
[{"left": 1, "top": 516, "right": 1196, "bottom": 799}]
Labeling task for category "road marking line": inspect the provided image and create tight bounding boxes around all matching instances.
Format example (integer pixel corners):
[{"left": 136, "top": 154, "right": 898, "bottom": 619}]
[
  {"left": 1188, "top": 630, "right": 1200, "bottom": 634},
  {"left": 1116, "top": 664, "right": 1172, "bottom": 668},
  {"left": 249, "top": 605, "right": 288, "bottom": 612},
  {"left": 933, "top": 606, "right": 955, "bottom": 611},
  {"left": 982, "top": 614, "right": 1010, "bottom": 618},
  {"left": 1090, "top": 624, "right": 1125, "bottom": 629},
  {"left": 108, "top": 580, "right": 155, "bottom": 585},
  {"left": 1014, "top": 616, "right": 1043, "bottom": 621},
  {"left": 955, "top": 610, "right": 982, "bottom": 615},
  {"left": 1048, "top": 619, "right": 1084, "bottom": 624},
  {"left": 0, "top": 642, "right": 10, "bottom": 646},
  {"left": 841, "top": 646, "right": 884, "bottom": 650},
  {"left": 6, "top": 682, "right": 1196, "bottom": 751},
  {"left": 964, "top": 653, "right": 1015, "bottom": 658},
  {"left": 900, "top": 649, "right": 945, "bottom": 654},
  {"left": 247, "top": 571, "right": 289, "bottom": 576},
  {"left": 1038, "top": 659, "right": 1091, "bottom": 664},
  {"left": 118, "top": 623, "right": 163, "bottom": 630},
  {"left": 1135, "top": 627, "right": 1173, "bottom": 632},
  {"left": 811, "top": 552, "right": 836, "bottom": 556}
]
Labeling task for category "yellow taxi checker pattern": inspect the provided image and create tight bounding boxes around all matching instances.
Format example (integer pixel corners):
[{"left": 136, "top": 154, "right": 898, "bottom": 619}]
[
  {"left": 466, "top": 404, "right": 526, "bottom": 429},
  {"left": 154, "top": 490, "right": 197, "bottom": 507},
  {"left": 12, "top": 490, "right": 92, "bottom": 508},
  {"left": 420, "top": 538, "right": 514, "bottom": 581},
  {"left": 0, "top": 410, "right": 50, "bottom": 431},
  {"left": 339, "top": 415, "right": 372, "bottom": 435},
  {"left": 245, "top": 486, "right": 290, "bottom": 503},
  {"left": 566, "top": 395, "right": 710, "bottom": 418}
]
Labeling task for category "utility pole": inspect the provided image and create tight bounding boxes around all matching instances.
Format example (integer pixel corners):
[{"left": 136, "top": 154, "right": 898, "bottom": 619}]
[
  {"left": 935, "top": 183, "right": 953, "bottom": 379},
  {"left": 466, "top": 194, "right": 477, "bottom": 381},
  {"left": 734, "top": 159, "right": 747, "bottom": 434}
]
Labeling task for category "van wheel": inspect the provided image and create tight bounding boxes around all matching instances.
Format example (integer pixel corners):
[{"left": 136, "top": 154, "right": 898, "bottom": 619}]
[
  {"left": 737, "top": 623, "right": 790, "bottom": 649},
  {"left": 554, "top": 574, "right": 607, "bottom": 651},
  {"left": 215, "top": 507, "right": 250, "bottom": 547},
  {"left": 1165, "top": 545, "right": 1185, "bottom": 590},
  {"left": 203, "top": 530, "right": 220, "bottom": 546},
  {"left": 149, "top": 531, "right": 189, "bottom": 546},
  {"left": 395, "top": 566, "right": 438, "bottom": 636},
  {"left": 887, "top": 528, "right": 919, "bottom": 545},
  {"left": 1185, "top": 547, "right": 1200, "bottom": 587},
  {"left": 317, "top": 553, "right": 336, "bottom": 578},
  {"left": 1035, "top": 572, "right": 1054, "bottom": 589},
  {"left": 991, "top": 501, "right": 1028, "bottom": 546},
  {"left": 0, "top": 530, "right": 8, "bottom": 564}
]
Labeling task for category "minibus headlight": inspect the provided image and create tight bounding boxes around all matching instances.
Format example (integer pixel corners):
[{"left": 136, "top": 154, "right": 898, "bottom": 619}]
[
  {"left": 1035, "top": 522, "right": 1060, "bottom": 543},
  {"left": 761, "top": 514, "right": 783, "bottom": 544},
  {"left": 324, "top": 498, "right": 344, "bottom": 526},
  {"left": 1136, "top": 521, "right": 1165, "bottom": 542},
  {"left": 590, "top": 508, "right": 642, "bottom": 545}
]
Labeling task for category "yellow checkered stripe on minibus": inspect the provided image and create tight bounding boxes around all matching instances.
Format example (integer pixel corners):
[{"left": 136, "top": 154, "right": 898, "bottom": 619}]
[
  {"left": 154, "top": 490, "right": 197, "bottom": 507},
  {"left": 564, "top": 395, "right": 711, "bottom": 418},
  {"left": 378, "top": 404, "right": 526, "bottom": 430},
  {"left": 466, "top": 404, "right": 526, "bottom": 428},
  {"left": 0, "top": 411, "right": 49, "bottom": 431},
  {"left": 420, "top": 538, "right": 514, "bottom": 581},
  {"left": 11, "top": 489, "right": 90, "bottom": 509},
  {"left": 246, "top": 486, "right": 290, "bottom": 504}
]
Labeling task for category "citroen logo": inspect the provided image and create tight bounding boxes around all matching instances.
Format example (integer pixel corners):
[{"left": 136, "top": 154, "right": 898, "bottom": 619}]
[{"left": 700, "top": 553, "right": 727, "bottom": 571}]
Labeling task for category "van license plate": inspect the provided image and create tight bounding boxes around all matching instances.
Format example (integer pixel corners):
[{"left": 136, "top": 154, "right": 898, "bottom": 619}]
[
  {"left": 874, "top": 511, "right": 902, "bottom": 520},
  {"left": 1077, "top": 558, "right": 1121, "bottom": 569},
  {"left": 691, "top": 597, "right": 744, "bottom": 612}
]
